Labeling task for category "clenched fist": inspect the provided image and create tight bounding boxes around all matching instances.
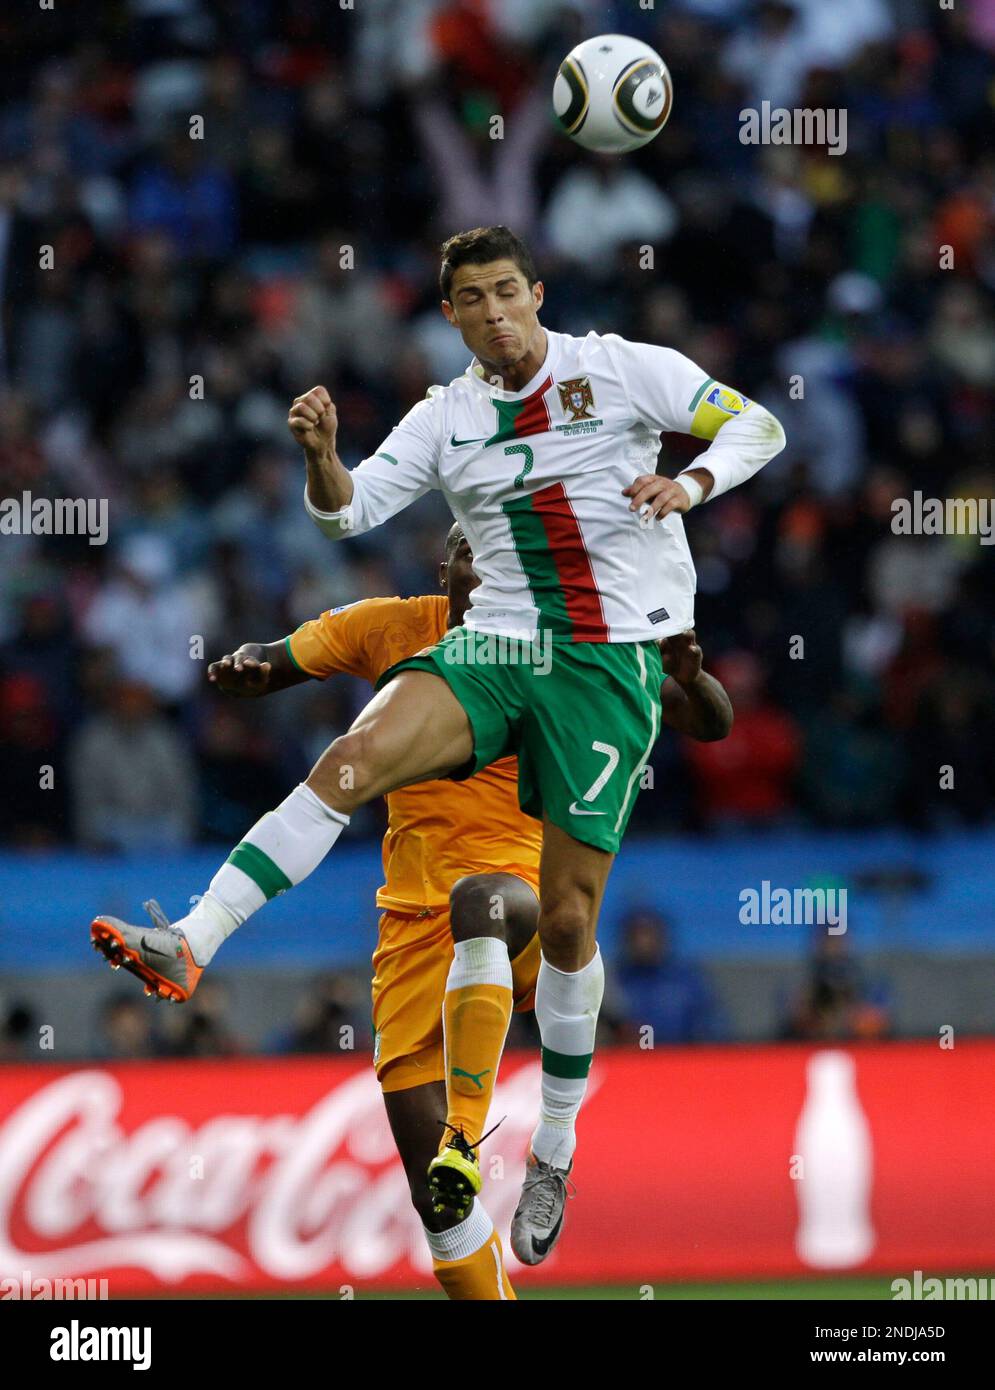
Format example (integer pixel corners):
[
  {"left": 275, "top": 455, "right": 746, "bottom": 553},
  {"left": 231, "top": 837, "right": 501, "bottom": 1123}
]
[
  {"left": 288, "top": 385, "right": 338, "bottom": 459},
  {"left": 208, "top": 647, "right": 273, "bottom": 697}
]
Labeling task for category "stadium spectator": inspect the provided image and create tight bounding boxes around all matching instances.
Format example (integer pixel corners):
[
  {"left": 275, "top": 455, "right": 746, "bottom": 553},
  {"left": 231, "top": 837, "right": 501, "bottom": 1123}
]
[
  {"left": 93, "top": 993, "right": 157, "bottom": 1060},
  {"left": 195, "top": 699, "right": 290, "bottom": 843},
  {"left": 685, "top": 652, "right": 802, "bottom": 828},
  {"left": 778, "top": 931, "right": 891, "bottom": 1041},
  {"left": 81, "top": 534, "right": 208, "bottom": 707},
  {"left": 904, "top": 666, "right": 995, "bottom": 828},
  {"left": 614, "top": 908, "right": 727, "bottom": 1045},
  {"left": 798, "top": 685, "right": 903, "bottom": 826},
  {"left": 543, "top": 154, "right": 678, "bottom": 267},
  {"left": 268, "top": 971, "right": 369, "bottom": 1055},
  {"left": 157, "top": 977, "right": 243, "bottom": 1057},
  {"left": 281, "top": 233, "right": 401, "bottom": 384},
  {"left": 68, "top": 677, "right": 197, "bottom": 851},
  {"left": 129, "top": 123, "right": 237, "bottom": 262},
  {"left": 0, "top": 998, "right": 37, "bottom": 1061},
  {"left": 2, "top": 589, "right": 81, "bottom": 727},
  {"left": 0, "top": 671, "right": 67, "bottom": 844},
  {"left": 413, "top": 88, "right": 550, "bottom": 242}
]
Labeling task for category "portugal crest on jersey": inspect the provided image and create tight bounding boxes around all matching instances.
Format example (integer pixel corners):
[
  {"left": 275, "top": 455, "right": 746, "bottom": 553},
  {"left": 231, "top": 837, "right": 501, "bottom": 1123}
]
[{"left": 557, "top": 376, "right": 596, "bottom": 421}]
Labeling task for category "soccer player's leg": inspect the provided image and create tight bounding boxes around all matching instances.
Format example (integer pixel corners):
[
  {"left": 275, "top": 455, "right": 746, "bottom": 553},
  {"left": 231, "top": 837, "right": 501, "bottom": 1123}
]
[
  {"left": 375, "top": 913, "right": 517, "bottom": 1302},
  {"left": 383, "top": 1082, "right": 515, "bottom": 1301},
  {"left": 90, "top": 669, "right": 475, "bottom": 995},
  {"left": 510, "top": 639, "right": 663, "bottom": 1264},
  {"left": 510, "top": 822, "right": 613, "bottom": 1264},
  {"left": 428, "top": 872, "right": 539, "bottom": 1219}
]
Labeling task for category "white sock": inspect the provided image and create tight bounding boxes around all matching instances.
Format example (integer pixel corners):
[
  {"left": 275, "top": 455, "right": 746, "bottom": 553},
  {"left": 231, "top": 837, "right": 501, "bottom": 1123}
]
[
  {"left": 446, "top": 936, "right": 512, "bottom": 992},
  {"left": 530, "top": 947, "right": 605, "bottom": 1169},
  {"left": 174, "top": 784, "right": 349, "bottom": 965},
  {"left": 423, "top": 1198, "right": 492, "bottom": 1261}
]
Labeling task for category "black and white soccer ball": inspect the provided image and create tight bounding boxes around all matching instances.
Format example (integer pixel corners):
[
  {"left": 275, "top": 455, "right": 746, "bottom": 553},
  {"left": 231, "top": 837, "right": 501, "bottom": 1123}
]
[{"left": 552, "top": 33, "right": 673, "bottom": 154}]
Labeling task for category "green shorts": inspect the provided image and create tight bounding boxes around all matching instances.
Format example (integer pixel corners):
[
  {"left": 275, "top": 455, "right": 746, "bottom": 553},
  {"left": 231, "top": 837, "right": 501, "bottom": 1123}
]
[{"left": 376, "top": 627, "right": 663, "bottom": 854}]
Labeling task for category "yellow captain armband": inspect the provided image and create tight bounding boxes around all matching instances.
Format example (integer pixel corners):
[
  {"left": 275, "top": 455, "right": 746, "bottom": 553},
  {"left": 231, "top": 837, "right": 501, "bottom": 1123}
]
[{"left": 688, "top": 379, "right": 754, "bottom": 441}]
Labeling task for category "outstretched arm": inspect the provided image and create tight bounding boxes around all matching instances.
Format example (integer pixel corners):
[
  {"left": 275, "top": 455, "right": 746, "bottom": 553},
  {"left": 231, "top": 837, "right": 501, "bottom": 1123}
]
[
  {"left": 292, "top": 384, "right": 442, "bottom": 540},
  {"left": 207, "top": 640, "right": 312, "bottom": 698},
  {"left": 658, "top": 631, "right": 733, "bottom": 742}
]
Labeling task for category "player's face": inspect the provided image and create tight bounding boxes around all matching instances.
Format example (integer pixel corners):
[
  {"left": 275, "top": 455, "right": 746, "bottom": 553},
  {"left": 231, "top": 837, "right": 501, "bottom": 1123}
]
[
  {"left": 442, "top": 260, "right": 544, "bottom": 376},
  {"left": 440, "top": 534, "right": 479, "bottom": 624}
]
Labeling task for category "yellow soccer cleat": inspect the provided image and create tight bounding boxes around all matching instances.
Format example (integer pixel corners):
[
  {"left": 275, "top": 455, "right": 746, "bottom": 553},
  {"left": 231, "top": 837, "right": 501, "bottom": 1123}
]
[{"left": 427, "top": 1124, "right": 484, "bottom": 1222}]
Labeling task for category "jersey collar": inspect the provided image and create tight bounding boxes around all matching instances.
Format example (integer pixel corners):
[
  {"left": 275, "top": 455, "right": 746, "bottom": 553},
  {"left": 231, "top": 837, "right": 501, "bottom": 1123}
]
[{"left": 465, "top": 329, "right": 560, "bottom": 401}]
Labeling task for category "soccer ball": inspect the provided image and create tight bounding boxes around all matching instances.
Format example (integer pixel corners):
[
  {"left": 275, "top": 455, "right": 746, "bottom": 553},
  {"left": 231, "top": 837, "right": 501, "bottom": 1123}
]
[{"left": 552, "top": 33, "right": 673, "bottom": 154}]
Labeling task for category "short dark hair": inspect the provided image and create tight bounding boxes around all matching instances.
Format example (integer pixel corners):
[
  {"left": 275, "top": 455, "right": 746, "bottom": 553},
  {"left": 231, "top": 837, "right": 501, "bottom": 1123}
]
[{"left": 439, "top": 226, "right": 537, "bottom": 300}]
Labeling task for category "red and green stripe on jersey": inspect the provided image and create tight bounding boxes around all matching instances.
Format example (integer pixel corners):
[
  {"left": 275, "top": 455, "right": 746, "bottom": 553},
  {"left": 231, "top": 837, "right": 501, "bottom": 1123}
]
[
  {"left": 503, "top": 481, "right": 609, "bottom": 641},
  {"left": 483, "top": 373, "right": 609, "bottom": 640},
  {"left": 485, "top": 376, "right": 552, "bottom": 445}
]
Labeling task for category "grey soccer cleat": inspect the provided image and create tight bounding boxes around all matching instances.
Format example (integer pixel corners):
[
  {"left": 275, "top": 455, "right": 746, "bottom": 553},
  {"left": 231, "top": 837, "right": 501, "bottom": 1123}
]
[
  {"left": 90, "top": 899, "right": 203, "bottom": 1003},
  {"left": 510, "top": 1151, "right": 574, "bottom": 1266}
]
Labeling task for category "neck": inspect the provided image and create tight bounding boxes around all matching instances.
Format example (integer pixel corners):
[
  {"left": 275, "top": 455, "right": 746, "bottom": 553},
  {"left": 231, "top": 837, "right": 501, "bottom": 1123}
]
[{"left": 478, "top": 326, "right": 547, "bottom": 393}]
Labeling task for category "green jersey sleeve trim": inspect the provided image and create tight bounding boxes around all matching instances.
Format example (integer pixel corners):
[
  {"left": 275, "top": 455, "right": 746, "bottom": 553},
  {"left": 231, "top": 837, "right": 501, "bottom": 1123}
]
[
  {"left": 688, "top": 376, "right": 715, "bottom": 412},
  {"left": 284, "top": 635, "right": 308, "bottom": 674}
]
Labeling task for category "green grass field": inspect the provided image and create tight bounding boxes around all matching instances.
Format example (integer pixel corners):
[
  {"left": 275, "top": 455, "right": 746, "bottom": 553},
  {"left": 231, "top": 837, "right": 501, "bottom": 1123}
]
[
  {"left": 162, "top": 1273, "right": 946, "bottom": 1300},
  {"left": 354, "top": 1276, "right": 906, "bottom": 1300}
]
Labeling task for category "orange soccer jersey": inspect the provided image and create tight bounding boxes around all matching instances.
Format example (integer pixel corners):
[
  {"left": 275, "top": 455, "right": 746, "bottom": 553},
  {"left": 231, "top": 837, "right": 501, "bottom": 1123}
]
[
  {"left": 287, "top": 595, "right": 543, "bottom": 910},
  {"left": 287, "top": 595, "right": 542, "bottom": 1089}
]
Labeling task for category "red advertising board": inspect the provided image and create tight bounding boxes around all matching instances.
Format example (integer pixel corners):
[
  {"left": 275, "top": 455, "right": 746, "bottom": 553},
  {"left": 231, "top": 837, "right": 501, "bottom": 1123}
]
[{"left": 1, "top": 1043, "right": 992, "bottom": 1292}]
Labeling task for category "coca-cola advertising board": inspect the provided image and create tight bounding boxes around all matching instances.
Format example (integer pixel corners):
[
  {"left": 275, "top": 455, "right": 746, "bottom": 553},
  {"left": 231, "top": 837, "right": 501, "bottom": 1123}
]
[{"left": 1, "top": 1043, "right": 992, "bottom": 1292}]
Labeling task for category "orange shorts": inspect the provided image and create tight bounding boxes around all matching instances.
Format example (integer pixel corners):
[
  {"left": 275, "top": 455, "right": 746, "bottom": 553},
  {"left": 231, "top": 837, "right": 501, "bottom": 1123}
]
[{"left": 372, "top": 902, "right": 540, "bottom": 1093}]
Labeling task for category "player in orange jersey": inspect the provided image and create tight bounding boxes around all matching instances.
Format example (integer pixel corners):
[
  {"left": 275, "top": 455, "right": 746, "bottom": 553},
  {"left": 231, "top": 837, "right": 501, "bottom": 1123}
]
[{"left": 93, "top": 524, "right": 733, "bottom": 1298}]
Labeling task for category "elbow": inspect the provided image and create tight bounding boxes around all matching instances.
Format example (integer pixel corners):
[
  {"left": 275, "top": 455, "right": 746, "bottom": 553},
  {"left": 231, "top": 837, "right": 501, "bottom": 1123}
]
[
  {"left": 711, "top": 705, "right": 735, "bottom": 741},
  {"left": 759, "top": 406, "right": 787, "bottom": 460},
  {"left": 692, "top": 703, "right": 734, "bottom": 743}
]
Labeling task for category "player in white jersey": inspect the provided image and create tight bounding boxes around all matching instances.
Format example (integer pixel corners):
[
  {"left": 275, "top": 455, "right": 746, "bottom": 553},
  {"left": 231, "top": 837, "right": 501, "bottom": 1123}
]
[
  {"left": 302, "top": 313, "right": 774, "bottom": 647},
  {"left": 89, "top": 226, "right": 784, "bottom": 1271}
]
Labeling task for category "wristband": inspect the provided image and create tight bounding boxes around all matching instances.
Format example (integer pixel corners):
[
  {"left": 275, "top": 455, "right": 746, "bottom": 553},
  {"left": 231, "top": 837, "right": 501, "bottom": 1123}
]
[{"left": 676, "top": 473, "right": 705, "bottom": 509}]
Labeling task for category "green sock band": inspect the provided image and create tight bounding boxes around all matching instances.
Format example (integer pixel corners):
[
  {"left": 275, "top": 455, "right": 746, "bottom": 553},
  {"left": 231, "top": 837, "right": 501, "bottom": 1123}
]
[
  {"left": 541, "top": 1046, "right": 593, "bottom": 1080},
  {"left": 226, "top": 842, "right": 292, "bottom": 901}
]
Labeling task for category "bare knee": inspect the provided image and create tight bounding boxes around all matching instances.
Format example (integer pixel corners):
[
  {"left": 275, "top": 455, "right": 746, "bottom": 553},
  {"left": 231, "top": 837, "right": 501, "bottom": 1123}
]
[
  {"left": 540, "top": 889, "right": 598, "bottom": 970},
  {"left": 449, "top": 873, "right": 540, "bottom": 953},
  {"left": 449, "top": 874, "right": 510, "bottom": 944},
  {"left": 307, "top": 727, "right": 375, "bottom": 811}
]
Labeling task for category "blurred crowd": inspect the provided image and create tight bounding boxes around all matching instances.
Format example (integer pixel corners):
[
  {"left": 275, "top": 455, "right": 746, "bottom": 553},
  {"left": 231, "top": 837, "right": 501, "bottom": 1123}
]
[{"left": 1, "top": 0, "right": 995, "bottom": 853}]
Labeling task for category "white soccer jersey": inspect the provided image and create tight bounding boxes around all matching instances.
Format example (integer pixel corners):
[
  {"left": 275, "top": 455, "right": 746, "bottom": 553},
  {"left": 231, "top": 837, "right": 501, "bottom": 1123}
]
[{"left": 305, "top": 329, "right": 785, "bottom": 642}]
